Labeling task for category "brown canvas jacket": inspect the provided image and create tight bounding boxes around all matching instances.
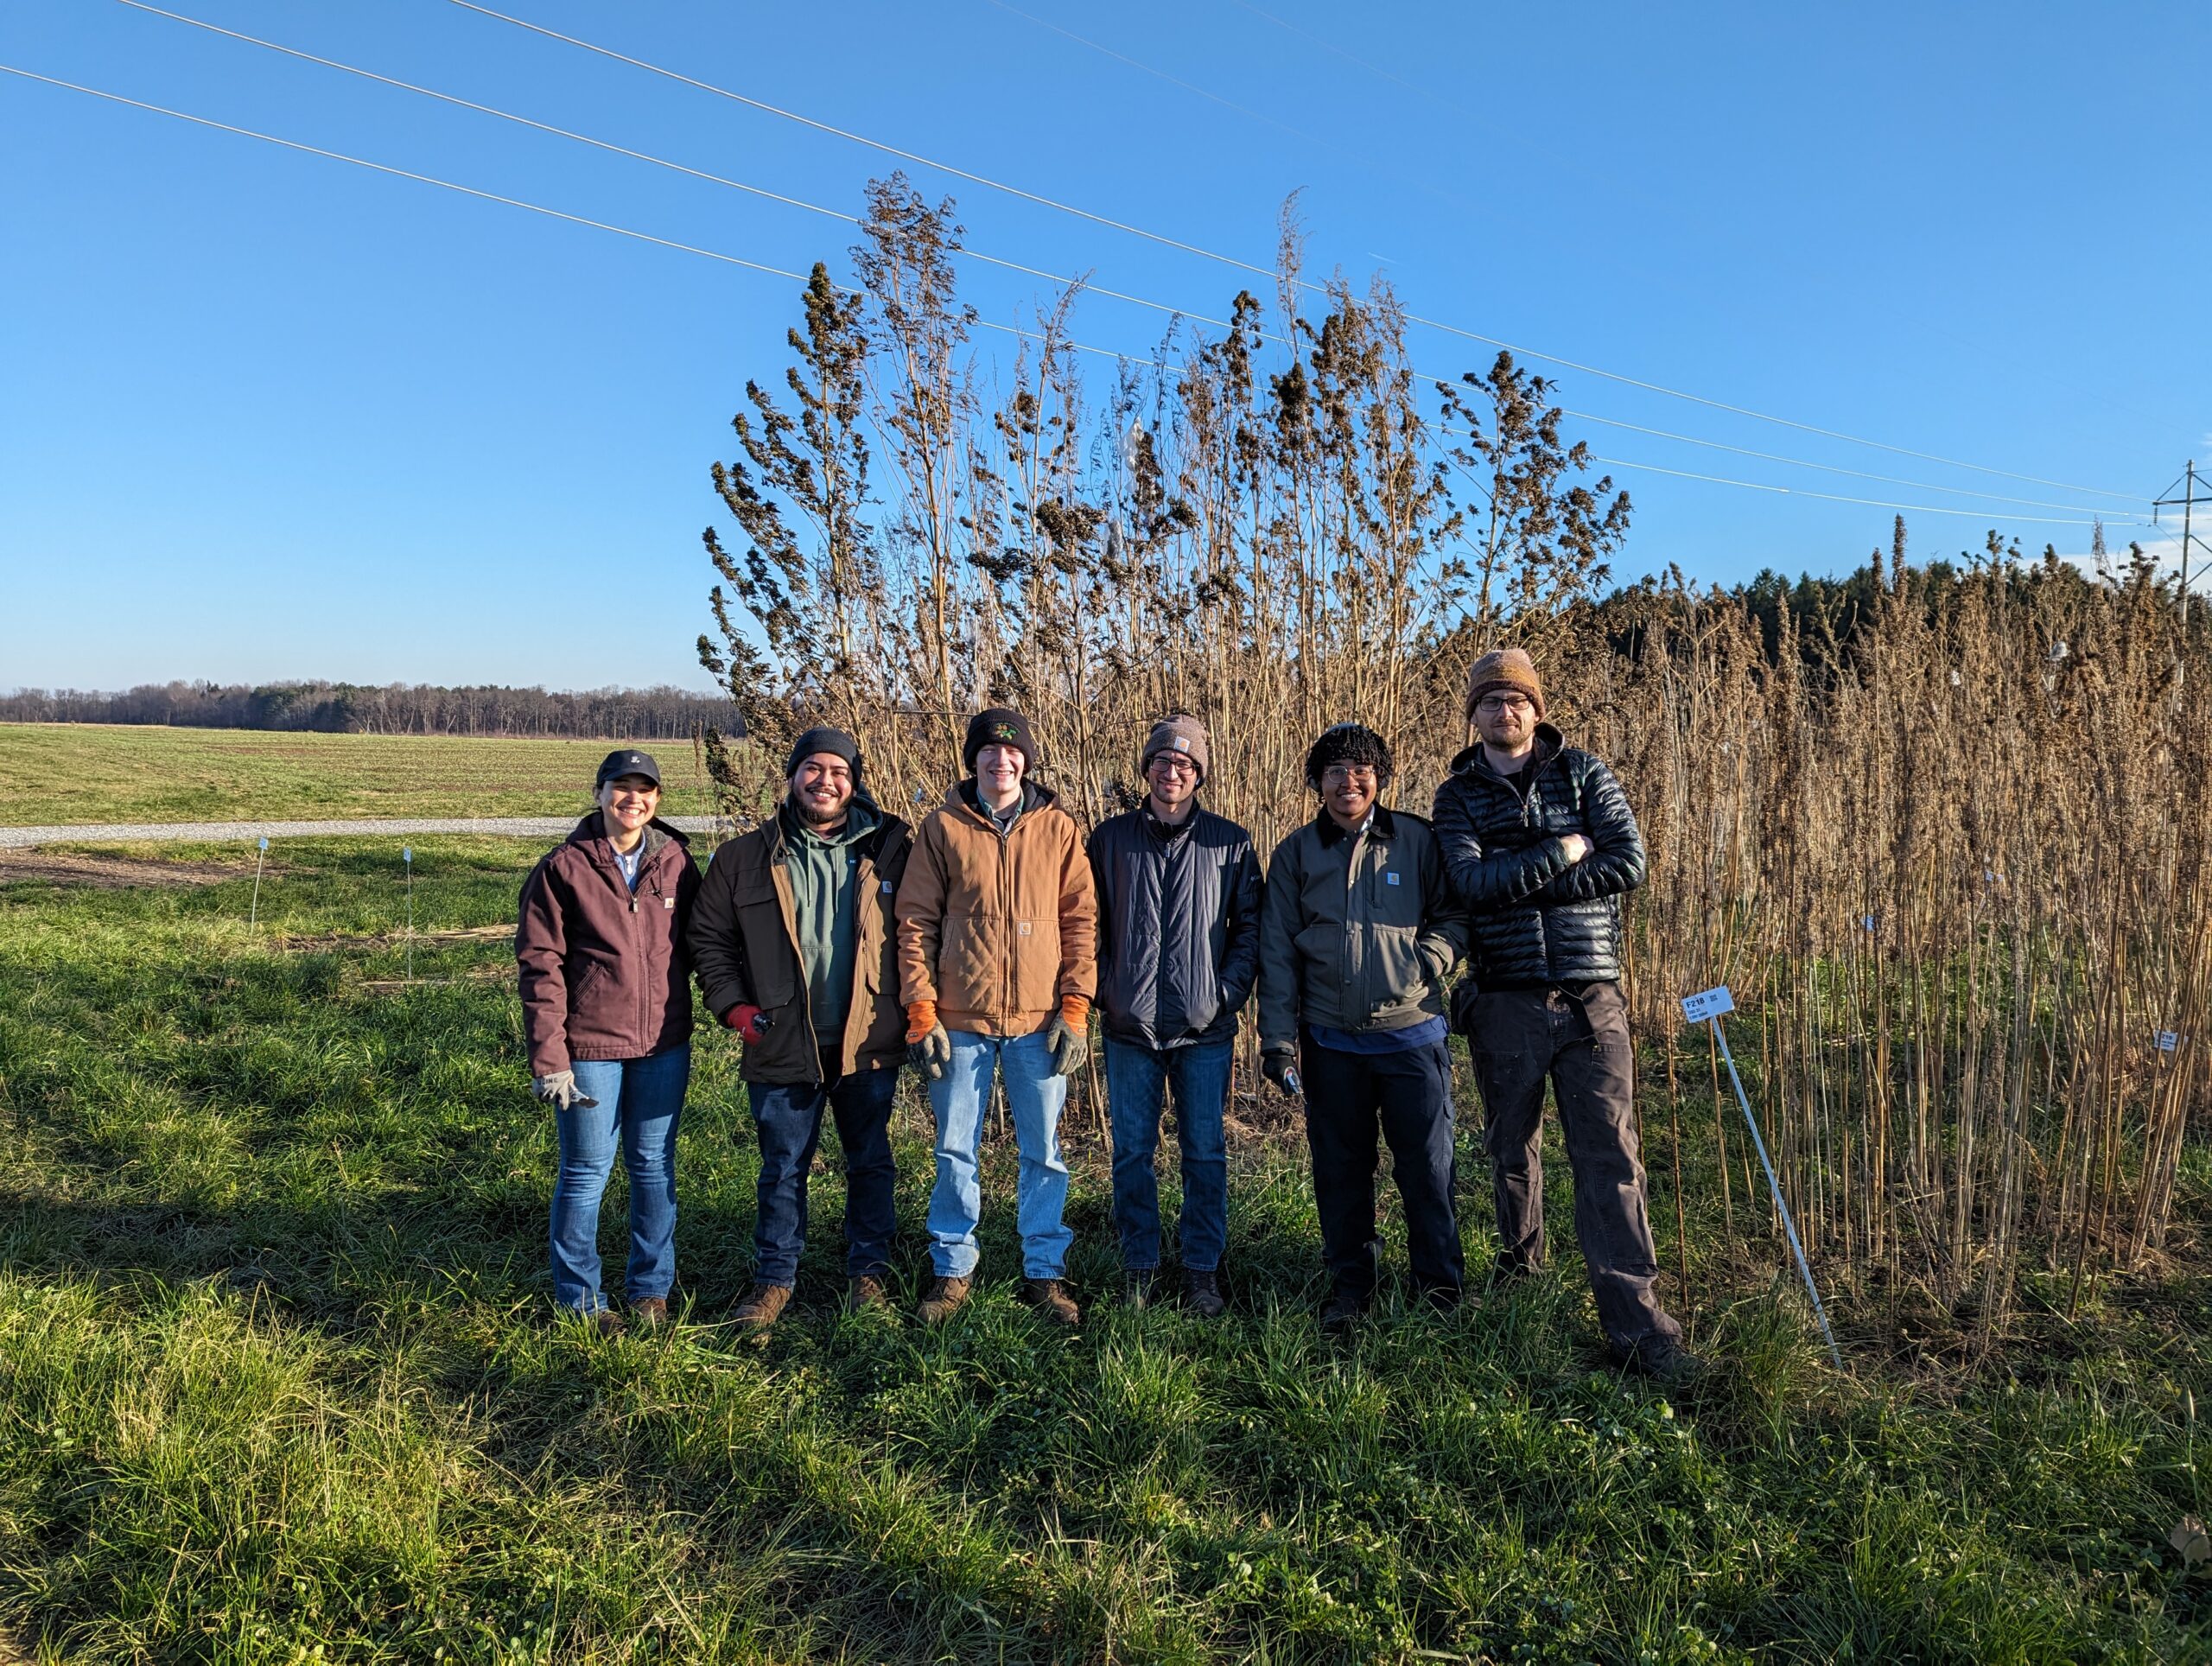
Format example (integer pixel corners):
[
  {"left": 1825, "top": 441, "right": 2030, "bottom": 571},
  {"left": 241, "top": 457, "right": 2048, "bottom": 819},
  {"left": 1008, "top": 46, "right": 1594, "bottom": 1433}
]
[
  {"left": 896, "top": 782, "right": 1098, "bottom": 1036},
  {"left": 516, "top": 815, "right": 701, "bottom": 1077},
  {"left": 690, "top": 800, "right": 913, "bottom": 1084}
]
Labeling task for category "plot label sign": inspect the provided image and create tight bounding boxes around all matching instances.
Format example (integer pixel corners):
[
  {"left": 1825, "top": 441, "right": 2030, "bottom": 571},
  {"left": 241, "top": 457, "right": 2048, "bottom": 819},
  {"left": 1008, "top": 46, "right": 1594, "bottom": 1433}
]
[{"left": 1681, "top": 986, "right": 1735, "bottom": 1025}]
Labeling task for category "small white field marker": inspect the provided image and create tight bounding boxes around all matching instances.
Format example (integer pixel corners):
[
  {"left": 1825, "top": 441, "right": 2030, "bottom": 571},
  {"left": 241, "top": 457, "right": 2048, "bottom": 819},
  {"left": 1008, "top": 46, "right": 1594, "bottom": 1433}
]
[{"left": 1681, "top": 984, "right": 1843, "bottom": 1370}]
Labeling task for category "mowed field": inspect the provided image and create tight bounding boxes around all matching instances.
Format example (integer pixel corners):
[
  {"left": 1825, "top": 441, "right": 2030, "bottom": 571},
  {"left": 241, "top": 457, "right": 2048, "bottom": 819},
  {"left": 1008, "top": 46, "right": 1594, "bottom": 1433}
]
[
  {"left": 0, "top": 723, "right": 720, "bottom": 824},
  {"left": 0, "top": 744, "right": 2206, "bottom": 1660}
]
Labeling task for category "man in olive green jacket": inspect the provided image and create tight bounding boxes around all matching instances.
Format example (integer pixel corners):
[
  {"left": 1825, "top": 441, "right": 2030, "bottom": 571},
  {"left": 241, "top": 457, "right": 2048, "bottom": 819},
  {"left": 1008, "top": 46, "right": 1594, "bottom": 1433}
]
[{"left": 1257, "top": 722, "right": 1468, "bottom": 1327}]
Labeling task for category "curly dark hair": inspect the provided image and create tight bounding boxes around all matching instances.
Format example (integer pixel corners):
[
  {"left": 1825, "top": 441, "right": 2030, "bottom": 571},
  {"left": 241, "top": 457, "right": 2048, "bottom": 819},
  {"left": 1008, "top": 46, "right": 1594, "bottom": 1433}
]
[{"left": 1304, "top": 722, "right": 1394, "bottom": 792}]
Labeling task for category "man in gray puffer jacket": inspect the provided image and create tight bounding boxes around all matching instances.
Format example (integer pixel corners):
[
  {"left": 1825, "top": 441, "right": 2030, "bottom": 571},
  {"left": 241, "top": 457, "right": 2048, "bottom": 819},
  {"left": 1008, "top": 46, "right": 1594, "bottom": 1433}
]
[
  {"left": 1431, "top": 649, "right": 1694, "bottom": 1380},
  {"left": 1089, "top": 715, "right": 1261, "bottom": 1317}
]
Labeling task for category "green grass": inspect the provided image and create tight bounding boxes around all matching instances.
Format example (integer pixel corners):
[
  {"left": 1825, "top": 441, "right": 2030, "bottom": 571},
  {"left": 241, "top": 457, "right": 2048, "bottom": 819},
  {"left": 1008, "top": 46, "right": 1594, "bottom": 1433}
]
[
  {"left": 0, "top": 724, "right": 721, "bottom": 823},
  {"left": 0, "top": 842, "right": 2205, "bottom": 1663}
]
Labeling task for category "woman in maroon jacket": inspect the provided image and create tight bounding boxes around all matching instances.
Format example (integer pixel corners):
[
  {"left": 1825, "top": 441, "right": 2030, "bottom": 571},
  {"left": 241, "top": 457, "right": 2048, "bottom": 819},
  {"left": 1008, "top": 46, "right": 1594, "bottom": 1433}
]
[{"left": 515, "top": 749, "right": 701, "bottom": 1333}]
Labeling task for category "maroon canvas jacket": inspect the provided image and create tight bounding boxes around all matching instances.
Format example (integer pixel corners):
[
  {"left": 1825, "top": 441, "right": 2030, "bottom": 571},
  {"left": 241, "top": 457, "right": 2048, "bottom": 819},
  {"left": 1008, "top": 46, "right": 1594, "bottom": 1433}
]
[{"left": 516, "top": 815, "right": 702, "bottom": 1076}]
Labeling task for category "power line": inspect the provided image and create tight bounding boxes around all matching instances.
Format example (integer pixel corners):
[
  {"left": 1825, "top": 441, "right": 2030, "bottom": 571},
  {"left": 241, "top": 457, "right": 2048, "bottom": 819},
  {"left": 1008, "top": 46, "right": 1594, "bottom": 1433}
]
[
  {"left": 107, "top": 0, "right": 1245, "bottom": 334},
  {"left": 438, "top": 0, "right": 2145, "bottom": 505},
  {"left": 6, "top": 59, "right": 2149, "bottom": 537},
  {"left": 442, "top": 0, "right": 1279, "bottom": 281},
  {"left": 0, "top": 64, "right": 807, "bottom": 282},
  {"left": 1557, "top": 410, "right": 2126, "bottom": 516},
  {"left": 1586, "top": 455, "right": 2124, "bottom": 526},
  {"left": 977, "top": 0, "right": 1484, "bottom": 221},
  {"left": 0, "top": 61, "right": 1147, "bottom": 372},
  {"left": 118, "top": 0, "right": 2134, "bottom": 522},
  {"left": 985, "top": 1, "right": 2156, "bottom": 507}
]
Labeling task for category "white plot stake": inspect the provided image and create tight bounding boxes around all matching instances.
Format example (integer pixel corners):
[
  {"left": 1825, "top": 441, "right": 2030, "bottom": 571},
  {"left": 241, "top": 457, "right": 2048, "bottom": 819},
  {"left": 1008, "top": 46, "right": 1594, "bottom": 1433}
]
[
  {"left": 1681, "top": 985, "right": 1844, "bottom": 1370},
  {"left": 403, "top": 846, "right": 415, "bottom": 982},
  {"left": 248, "top": 836, "right": 269, "bottom": 929}
]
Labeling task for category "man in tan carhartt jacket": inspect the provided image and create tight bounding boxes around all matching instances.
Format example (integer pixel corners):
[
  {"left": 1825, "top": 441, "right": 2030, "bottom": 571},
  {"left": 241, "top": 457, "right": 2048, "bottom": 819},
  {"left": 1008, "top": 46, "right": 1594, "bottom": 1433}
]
[{"left": 896, "top": 707, "right": 1097, "bottom": 1326}]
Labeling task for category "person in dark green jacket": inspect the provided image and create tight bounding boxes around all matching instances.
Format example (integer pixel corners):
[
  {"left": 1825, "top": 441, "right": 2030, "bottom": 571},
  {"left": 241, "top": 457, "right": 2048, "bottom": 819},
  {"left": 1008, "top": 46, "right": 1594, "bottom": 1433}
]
[
  {"left": 1257, "top": 722, "right": 1468, "bottom": 1330},
  {"left": 690, "top": 727, "right": 912, "bottom": 1332}
]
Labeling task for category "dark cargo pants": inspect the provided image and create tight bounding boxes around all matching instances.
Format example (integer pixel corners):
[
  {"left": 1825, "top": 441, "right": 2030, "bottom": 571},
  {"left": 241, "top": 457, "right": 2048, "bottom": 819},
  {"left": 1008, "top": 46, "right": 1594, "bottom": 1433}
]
[
  {"left": 1299, "top": 1033, "right": 1465, "bottom": 1305},
  {"left": 1465, "top": 983, "right": 1681, "bottom": 1350}
]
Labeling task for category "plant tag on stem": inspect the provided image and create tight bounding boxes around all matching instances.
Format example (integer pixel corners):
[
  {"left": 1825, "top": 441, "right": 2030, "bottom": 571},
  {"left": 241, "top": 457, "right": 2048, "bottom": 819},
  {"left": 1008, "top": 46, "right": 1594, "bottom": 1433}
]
[
  {"left": 2157, "top": 1030, "right": 2179, "bottom": 1053},
  {"left": 1681, "top": 986, "right": 1735, "bottom": 1024},
  {"left": 258, "top": 836, "right": 269, "bottom": 852}
]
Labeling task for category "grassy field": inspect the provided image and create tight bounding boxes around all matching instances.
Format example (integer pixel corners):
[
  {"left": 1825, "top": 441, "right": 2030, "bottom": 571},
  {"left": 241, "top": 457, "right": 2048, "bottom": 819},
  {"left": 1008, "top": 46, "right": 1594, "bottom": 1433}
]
[
  {"left": 0, "top": 725, "right": 721, "bottom": 823},
  {"left": 0, "top": 840, "right": 2206, "bottom": 1663}
]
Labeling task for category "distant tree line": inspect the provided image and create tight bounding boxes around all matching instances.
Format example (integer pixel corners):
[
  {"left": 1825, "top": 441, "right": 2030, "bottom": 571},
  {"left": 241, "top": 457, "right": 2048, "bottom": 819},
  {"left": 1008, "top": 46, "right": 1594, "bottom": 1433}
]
[{"left": 0, "top": 681, "right": 747, "bottom": 739}]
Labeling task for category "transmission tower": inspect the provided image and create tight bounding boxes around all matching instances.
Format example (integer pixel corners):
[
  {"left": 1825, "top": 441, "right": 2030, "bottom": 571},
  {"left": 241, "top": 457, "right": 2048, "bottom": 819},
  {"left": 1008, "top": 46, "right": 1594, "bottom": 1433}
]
[{"left": 2152, "top": 461, "right": 2211, "bottom": 614}]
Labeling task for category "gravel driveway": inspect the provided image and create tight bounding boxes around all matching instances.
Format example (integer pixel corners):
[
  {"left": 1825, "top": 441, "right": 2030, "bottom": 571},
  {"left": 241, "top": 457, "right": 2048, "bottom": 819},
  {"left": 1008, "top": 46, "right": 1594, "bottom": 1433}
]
[{"left": 0, "top": 817, "right": 727, "bottom": 849}]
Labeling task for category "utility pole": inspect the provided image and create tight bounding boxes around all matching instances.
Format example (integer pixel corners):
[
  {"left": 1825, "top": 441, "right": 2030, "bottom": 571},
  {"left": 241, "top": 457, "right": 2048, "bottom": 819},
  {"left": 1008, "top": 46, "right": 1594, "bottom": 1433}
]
[{"left": 2152, "top": 461, "right": 2211, "bottom": 625}]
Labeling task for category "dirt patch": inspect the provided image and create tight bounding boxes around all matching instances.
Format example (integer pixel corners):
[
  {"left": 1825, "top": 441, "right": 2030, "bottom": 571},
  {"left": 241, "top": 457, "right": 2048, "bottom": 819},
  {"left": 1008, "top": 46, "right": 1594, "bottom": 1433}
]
[
  {"left": 358, "top": 963, "right": 517, "bottom": 994},
  {"left": 280, "top": 923, "right": 514, "bottom": 952},
  {"left": 0, "top": 848, "right": 250, "bottom": 888}
]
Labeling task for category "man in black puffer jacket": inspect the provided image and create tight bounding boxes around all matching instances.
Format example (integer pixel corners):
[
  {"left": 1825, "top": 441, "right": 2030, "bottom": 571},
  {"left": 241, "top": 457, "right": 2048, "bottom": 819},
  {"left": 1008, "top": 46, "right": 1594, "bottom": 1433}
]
[
  {"left": 1089, "top": 715, "right": 1261, "bottom": 1317},
  {"left": 1432, "top": 649, "right": 1695, "bottom": 1380}
]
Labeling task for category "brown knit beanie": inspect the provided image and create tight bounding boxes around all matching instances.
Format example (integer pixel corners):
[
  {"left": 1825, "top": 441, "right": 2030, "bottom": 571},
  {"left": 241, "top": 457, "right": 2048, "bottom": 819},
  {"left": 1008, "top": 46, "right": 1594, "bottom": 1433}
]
[
  {"left": 1465, "top": 648, "right": 1546, "bottom": 720},
  {"left": 1141, "top": 713, "right": 1211, "bottom": 784}
]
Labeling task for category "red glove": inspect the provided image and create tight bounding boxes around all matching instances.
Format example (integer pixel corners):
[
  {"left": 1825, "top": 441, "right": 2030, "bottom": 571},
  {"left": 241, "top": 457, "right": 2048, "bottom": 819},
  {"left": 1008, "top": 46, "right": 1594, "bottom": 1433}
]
[{"left": 721, "top": 1003, "right": 772, "bottom": 1042}]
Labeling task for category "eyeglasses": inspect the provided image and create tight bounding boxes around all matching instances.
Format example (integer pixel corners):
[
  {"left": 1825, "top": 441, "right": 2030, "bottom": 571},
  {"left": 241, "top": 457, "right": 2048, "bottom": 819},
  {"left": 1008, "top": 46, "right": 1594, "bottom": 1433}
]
[
  {"left": 1477, "top": 692, "right": 1534, "bottom": 715},
  {"left": 1320, "top": 765, "right": 1378, "bottom": 787},
  {"left": 1149, "top": 756, "right": 1198, "bottom": 777}
]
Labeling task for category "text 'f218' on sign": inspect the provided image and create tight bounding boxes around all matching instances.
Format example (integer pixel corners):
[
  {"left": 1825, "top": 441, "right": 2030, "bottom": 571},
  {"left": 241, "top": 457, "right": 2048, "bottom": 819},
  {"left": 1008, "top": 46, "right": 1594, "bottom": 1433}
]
[{"left": 1681, "top": 987, "right": 1735, "bottom": 1024}]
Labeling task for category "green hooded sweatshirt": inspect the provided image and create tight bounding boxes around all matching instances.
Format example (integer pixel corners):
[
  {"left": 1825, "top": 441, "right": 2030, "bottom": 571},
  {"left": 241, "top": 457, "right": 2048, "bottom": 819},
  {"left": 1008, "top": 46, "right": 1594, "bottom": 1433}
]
[{"left": 782, "top": 797, "right": 880, "bottom": 1041}]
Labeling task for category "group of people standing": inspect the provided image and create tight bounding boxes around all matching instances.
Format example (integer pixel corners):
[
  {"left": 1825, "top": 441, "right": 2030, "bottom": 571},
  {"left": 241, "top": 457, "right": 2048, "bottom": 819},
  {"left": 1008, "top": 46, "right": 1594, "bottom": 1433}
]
[{"left": 514, "top": 649, "right": 1695, "bottom": 1380}]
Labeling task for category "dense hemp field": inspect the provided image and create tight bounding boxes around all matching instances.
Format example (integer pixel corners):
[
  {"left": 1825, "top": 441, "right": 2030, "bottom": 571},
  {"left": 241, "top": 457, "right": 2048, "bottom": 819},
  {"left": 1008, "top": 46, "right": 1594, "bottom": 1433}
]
[
  {"left": 703, "top": 178, "right": 2212, "bottom": 1334},
  {"left": 0, "top": 837, "right": 2205, "bottom": 1662}
]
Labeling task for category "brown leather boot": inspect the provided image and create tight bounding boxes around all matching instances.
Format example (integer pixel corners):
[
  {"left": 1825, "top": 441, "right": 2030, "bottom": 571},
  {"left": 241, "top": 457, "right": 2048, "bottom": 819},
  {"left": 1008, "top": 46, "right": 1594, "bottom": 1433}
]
[
  {"left": 1024, "top": 1278, "right": 1081, "bottom": 1326},
  {"left": 590, "top": 1307, "right": 626, "bottom": 1339},
  {"left": 731, "top": 1283, "right": 792, "bottom": 1332},
  {"left": 915, "top": 1275, "right": 973, "bottom": 1325},
  {"left": 1319, "top": 1291, "right": 1368, "bottom": 1336},
  {"left": 630, "top": 1296, "right": 670, "bottom": 1329},
  {"left": 1183, "top": 1269, "right": 1226, "bottom": 1319},
  {"left": 846, "top": 1274, "right": 893, "bottom": 1313}
]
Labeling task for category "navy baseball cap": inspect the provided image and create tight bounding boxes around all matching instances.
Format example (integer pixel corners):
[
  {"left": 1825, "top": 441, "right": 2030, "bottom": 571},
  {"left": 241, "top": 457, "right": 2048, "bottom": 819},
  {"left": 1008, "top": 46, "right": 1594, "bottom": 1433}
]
[{"left": 595, "top": 748, "right": 663, "bottom": 789}]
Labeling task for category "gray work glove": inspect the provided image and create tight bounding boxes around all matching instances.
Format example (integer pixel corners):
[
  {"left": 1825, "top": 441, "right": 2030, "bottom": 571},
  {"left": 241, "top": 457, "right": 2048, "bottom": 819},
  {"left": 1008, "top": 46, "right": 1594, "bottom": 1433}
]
[
  {"left": 908, "top": 1023, "right": 952, "bottom": 1081},
  {"left": 531, "top": 1069, "right": 595, "bottom": 1110},
  {"left": 1261, "top": 1047, "right": 1302, "bottom": 1099},
  {"left": 1046, "top": 1014, "right": 1090, "bottom": 1078}
]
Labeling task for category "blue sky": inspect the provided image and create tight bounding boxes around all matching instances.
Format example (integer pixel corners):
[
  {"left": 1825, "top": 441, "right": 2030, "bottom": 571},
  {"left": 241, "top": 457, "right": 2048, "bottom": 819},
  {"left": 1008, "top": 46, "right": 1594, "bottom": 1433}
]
[{"left": 3, "top": 1, "right": 2207, "bottom": 693}]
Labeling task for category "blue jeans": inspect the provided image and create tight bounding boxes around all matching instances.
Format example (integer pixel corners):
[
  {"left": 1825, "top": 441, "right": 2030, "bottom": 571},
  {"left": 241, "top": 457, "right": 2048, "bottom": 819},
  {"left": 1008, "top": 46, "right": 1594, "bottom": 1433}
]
[
  {"left": 926, "top": 1029, "right": 1071, "bottom": 1280},
  {"left": 747, "top": 1062, "right": 900, "bottom": 1286},
  {"left": 1103, "top": 1034, "right": 1230, "bottom": 1274},
  {"left": 550, "top": 1046, "right": 689, "bottom": 1312}
]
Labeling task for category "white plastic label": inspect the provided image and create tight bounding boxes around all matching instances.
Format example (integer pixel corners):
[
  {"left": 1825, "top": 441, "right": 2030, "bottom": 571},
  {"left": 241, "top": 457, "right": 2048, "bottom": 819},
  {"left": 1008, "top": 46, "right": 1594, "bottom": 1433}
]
[
  {"left": 2157, "top": 1031, "right": 2180, "bottom": 1053},
  {"left": 1681, "top": 986, "right": 1735, "bottom": 1024},
  {"left": 257, "top": 836, "right": 269, "bottom": 851},
  {"left": 403, "top": 847, "right": 413, "bottom": 863}
]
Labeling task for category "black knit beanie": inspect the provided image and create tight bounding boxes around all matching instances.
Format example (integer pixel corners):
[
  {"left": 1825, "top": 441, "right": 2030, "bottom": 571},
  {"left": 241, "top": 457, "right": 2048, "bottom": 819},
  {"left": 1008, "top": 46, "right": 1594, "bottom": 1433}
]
[
  {"left": 963, "top": 708, "right": 1039, "bottom": 773},
  {"left": 1304, "top": 722, "right": 1394, "bottom": 792},
  {"left": 785, "top": 725, "right": 863, "bottom": 783}
]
